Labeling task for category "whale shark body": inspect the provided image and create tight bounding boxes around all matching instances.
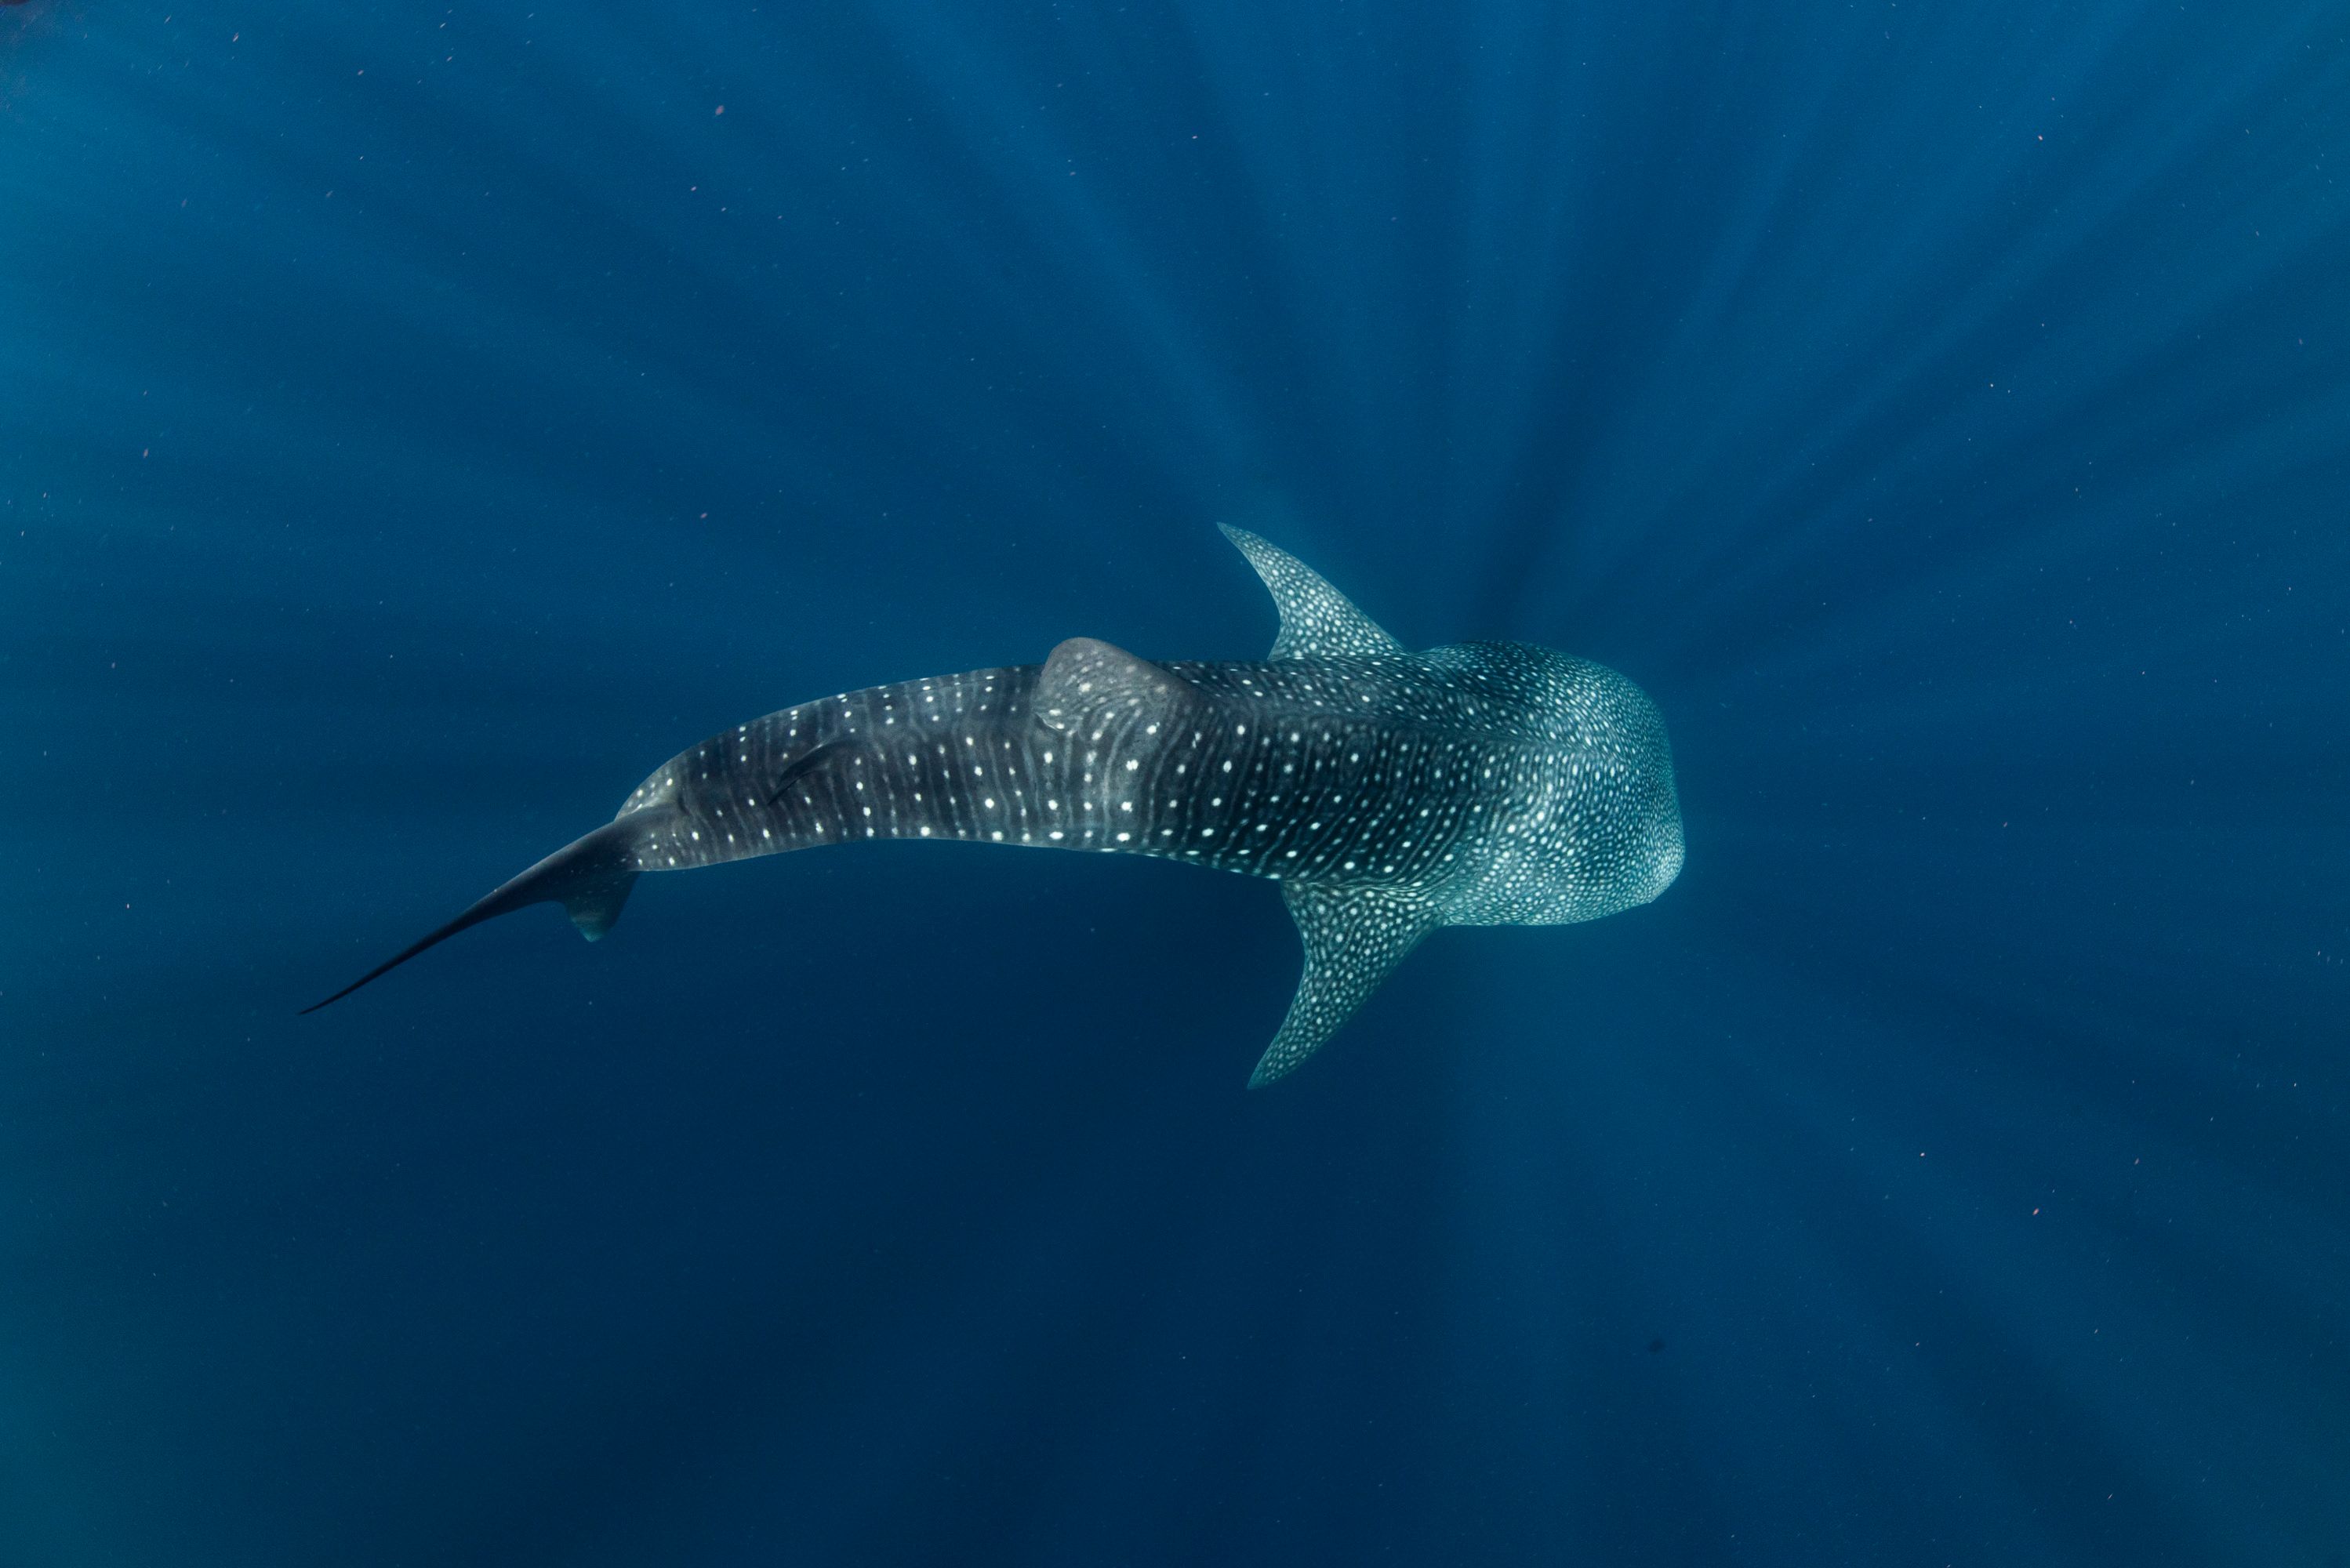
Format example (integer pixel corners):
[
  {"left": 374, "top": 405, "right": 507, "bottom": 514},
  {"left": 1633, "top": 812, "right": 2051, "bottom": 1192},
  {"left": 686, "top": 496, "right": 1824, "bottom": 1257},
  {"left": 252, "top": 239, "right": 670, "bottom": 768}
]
[{"left": 307, "top": 527, "right": 1684, "bottom": 1084}]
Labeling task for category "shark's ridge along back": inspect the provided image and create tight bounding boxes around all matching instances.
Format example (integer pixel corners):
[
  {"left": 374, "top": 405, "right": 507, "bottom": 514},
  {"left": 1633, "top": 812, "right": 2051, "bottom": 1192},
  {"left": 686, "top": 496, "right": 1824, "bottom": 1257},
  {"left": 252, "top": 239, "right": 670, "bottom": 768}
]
[{"left": 306, "top": 528, "right": 1684, "bottom": 1086}]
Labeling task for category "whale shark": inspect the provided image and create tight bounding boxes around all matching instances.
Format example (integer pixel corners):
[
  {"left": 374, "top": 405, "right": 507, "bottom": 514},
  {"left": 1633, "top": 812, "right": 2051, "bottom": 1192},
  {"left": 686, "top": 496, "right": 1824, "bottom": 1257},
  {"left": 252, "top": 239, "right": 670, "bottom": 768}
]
[{"left": 305, "top": 527, "right": 1684, "bottom": 1085}]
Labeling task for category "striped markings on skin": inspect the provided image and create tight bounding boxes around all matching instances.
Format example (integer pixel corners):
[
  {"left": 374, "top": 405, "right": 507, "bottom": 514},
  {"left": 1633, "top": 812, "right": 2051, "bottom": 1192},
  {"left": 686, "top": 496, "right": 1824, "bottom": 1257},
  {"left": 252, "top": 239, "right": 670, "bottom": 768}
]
[{"left": 310, "top": 528, "right": 1683, "bottom": 1085}]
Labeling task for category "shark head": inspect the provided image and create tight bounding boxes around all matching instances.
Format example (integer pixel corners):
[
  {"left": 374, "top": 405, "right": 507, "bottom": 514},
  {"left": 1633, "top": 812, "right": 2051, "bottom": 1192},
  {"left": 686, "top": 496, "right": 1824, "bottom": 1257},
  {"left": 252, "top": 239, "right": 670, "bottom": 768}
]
[{"left": 1415, "top": 639, "right": 1684, "bottom": 928}]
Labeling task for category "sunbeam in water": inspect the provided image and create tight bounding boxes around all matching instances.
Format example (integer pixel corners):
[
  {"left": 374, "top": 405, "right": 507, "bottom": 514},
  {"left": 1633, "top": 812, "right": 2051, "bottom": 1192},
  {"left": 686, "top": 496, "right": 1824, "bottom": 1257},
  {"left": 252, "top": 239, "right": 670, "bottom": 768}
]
[{"left": 2, "top": 3, "right": 2344, "bottom": 1564}]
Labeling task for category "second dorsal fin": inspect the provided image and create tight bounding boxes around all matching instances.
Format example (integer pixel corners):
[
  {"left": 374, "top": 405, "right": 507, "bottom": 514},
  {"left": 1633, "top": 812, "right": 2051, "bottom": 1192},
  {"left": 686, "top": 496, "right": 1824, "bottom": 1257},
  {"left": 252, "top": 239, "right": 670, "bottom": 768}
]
[{"left": 1219, "top": 524, "right": 1404, "bottom": 661}]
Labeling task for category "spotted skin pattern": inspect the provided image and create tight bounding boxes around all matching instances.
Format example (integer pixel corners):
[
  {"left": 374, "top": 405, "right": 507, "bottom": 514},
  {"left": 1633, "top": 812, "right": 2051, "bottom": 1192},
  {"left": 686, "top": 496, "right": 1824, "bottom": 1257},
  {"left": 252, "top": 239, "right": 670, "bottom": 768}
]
[{"left": 307, "top": 528, "right": 1684, "bottom": 1085}]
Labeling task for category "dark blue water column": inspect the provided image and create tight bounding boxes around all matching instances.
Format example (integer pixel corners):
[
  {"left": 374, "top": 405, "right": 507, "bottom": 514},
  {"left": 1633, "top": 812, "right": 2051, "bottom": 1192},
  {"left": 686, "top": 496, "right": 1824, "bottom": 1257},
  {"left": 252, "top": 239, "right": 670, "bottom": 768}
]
[{"left": 2, "top": 1, "right": 2344, "bottom": 1563}]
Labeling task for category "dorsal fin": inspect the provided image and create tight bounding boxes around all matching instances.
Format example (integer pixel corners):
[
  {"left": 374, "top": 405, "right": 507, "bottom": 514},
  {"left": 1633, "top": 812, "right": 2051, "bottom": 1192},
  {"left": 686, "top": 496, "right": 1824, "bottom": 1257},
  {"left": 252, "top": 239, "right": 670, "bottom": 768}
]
[
  {"left": 1248, "top": 884, "right": 1440, "bottom": 1087},
  {"left": 1034, "top": 637, "right": 1195, "bottom": 738},
  {"left": 1219, "top": 524, "right": 1404, "bottom": 662},
  {"left": 563, "top": 870, "right": 636, "bottom": 941}
]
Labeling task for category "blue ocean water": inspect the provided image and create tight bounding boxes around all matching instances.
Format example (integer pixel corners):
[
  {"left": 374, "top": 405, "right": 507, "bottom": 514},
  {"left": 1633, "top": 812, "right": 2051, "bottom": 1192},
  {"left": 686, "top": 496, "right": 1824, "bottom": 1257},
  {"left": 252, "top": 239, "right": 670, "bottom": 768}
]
[{"left": 4, "top": 1, "right": 2345, "bottom": 1562}]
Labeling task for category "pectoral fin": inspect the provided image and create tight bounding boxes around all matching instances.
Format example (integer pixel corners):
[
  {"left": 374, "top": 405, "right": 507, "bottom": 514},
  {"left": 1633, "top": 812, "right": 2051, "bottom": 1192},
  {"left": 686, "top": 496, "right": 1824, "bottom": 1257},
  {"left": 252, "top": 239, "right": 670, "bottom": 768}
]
[
  {"left": 1219, "top": 524, "right": 1404, "bottom": 662},
  {"left": 1249, "top": 884, "right": 1440, "bottom": 1087}
]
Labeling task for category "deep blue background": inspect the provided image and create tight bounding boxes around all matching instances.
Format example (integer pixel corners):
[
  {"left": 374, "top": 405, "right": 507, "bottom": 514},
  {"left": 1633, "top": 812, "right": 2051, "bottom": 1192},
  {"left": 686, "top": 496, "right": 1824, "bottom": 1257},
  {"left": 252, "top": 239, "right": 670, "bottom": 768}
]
[{"left": 4, "top": 2, "right": 2346, "bottom": 1563}]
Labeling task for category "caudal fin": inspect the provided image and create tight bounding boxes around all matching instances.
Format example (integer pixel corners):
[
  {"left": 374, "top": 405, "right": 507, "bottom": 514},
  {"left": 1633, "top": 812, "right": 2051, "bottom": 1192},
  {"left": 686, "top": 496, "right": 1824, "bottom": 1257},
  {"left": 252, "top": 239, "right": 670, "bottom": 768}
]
[{"left": 301, "top": 820, "right": 641, "bottom": 1013}]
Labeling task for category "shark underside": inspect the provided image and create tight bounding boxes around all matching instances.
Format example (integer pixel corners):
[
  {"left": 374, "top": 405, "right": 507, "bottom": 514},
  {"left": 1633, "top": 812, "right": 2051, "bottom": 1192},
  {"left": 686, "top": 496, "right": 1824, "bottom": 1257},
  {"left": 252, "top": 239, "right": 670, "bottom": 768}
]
[{"left": 305, "top": 527, "right": 1684, "bottom": 1086}]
